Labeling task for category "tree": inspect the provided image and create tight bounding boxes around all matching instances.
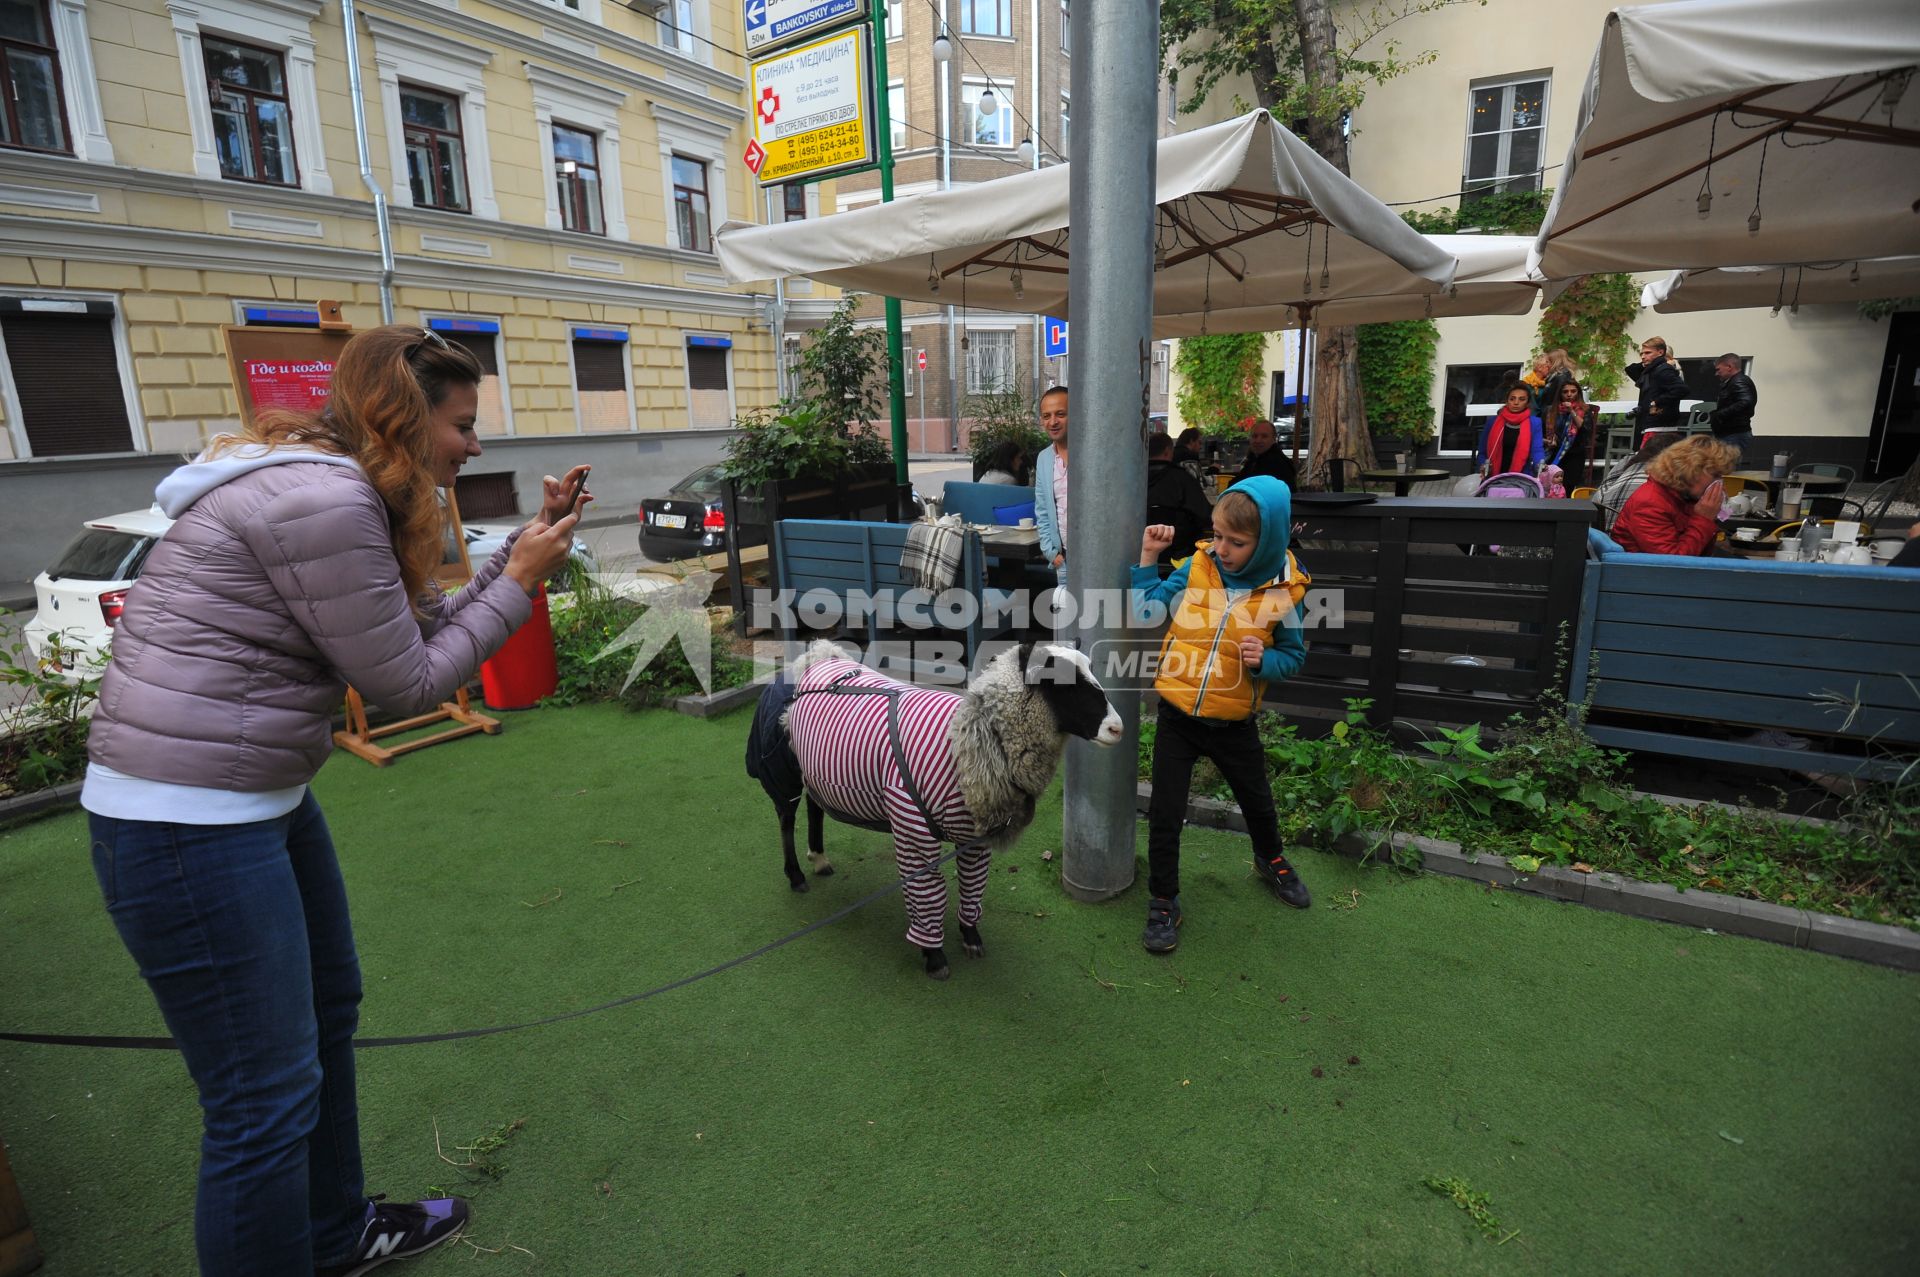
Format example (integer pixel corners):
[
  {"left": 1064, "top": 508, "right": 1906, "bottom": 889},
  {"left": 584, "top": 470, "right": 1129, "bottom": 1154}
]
[{"left": 1162, "top": 0, "right": 1484, "bottom": 483}]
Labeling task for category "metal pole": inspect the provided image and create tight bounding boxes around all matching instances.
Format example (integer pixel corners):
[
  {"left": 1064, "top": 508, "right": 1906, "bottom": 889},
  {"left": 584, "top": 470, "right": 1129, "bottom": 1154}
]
[
  {"left": 1060, "top": 0, "right": 1157, "bottom": 903},
  {"left": 871, "top": 3, "right": 910, "bottom": 493},
  {"left": 939, "top": 2, "right": 959, "bottom": 452},
  {"left": 340, "top": 0, "right": 394, "bottom": 322},
  {"left": 767, "top": 187, "right": 789, "bottom": 402}
]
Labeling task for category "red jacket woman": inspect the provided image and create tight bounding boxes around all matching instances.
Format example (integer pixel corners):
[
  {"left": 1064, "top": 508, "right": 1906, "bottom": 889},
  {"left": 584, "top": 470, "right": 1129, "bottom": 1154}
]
[{"left": 1611, "top": 435, "right": 1741, "bottom": 555}]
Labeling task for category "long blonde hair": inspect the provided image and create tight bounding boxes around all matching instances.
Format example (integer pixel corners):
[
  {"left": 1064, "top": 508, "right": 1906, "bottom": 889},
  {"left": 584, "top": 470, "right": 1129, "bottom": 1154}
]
[
  {"left": 1647, "top": 435, "right": 1738, "bottom": 493},
  {"left": 210, "top": 324, "right": 483, "bottom": 603}
]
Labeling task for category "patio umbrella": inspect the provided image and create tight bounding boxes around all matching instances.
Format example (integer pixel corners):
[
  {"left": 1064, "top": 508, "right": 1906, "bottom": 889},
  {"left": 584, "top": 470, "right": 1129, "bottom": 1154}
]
[
  {"left": 1641, "top": 256, "right": 1920, "bottom": 312},
  {"left": 717, "top": 110, "right": 1456, "bottom": 327},
  {"left": 1529, "top": 0, "right": 1920, "bottom": 280}
]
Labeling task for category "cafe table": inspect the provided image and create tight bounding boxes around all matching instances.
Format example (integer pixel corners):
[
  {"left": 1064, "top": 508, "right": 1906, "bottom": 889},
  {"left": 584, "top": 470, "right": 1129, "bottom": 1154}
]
[
  {"left": 1360, "top": 466, "right": 1451, "bottom": 497},
  {"left": 1728, "top": 470, "right": 1849, "bottom": 495}
]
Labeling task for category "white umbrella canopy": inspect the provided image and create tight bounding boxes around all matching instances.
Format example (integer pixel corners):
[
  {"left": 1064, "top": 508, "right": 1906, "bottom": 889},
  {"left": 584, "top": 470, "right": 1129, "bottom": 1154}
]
[
  {"left": 1149, "top": 234, "right": 1539, "bottom": 336},
  {"left": 1641, "top": 256, "right": 1920, "bottom": 312},
  {"left": 1529, "top": 0, "right": 1920, "bottom": 280},
  {"left": 717, "top": 110, "right": 1455, "bottom": 328}
]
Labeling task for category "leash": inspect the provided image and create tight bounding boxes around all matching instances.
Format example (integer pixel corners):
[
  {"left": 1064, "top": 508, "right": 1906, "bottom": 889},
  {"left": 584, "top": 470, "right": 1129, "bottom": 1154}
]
[
  {"left": 0, "top": 849, "right": 962, "bottom": 1053},
  {"left": 791, "top": 670, "right": 958, "bottom": 846}
]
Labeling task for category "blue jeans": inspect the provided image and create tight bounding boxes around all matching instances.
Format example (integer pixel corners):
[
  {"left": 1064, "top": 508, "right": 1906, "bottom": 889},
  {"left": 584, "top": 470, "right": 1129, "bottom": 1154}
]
[
  {"left": 89, "top": 792, "right": 367, "bottom": 1275},
  {"left": 1718, "top": 430, "right": 1753, "bottom": 464}
]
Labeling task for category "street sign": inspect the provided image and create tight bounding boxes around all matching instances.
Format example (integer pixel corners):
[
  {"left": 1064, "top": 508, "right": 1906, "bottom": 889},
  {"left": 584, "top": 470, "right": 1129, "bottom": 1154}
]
[
  {"left": 1044, "top": 317, "right": 1068, "bottom": 359},
  {"left": 749, "top": 27, "right": 875, "bottom": 187},
  {"left": 916, "top": 348, "right": 927, "bottom": 371},
  {"left": 743, "top": 138, "right": 767, "bottom": 175},
  {"left": 745, "top": 0, "right": 870, "bottom": 55}
]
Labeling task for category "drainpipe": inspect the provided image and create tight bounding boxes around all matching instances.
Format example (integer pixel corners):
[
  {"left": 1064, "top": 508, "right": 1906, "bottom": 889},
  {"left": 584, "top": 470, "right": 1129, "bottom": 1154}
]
[{"left": 341, "top": 0, "right": 395, "bottom": 322}]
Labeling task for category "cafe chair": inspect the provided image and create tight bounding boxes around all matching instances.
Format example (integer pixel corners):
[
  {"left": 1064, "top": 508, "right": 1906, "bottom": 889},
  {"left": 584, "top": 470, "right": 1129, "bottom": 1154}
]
[
  {"left": 1569, "top": 486, "right": 1598, "bottom": 501},
  {"left": 1320, "top": 457, "right": 1365, "bottom": 491},
  {"left": 1859, "top": 477, "right": 1905, "bottom": 526},
  {"left": 1790, "top": 463, "right": 1857, "bottom": 487},
  {"left": 1768, "top": 518, "right": 1875, "bottom": 542},
  {"left": 1717, "top": 476, "right": 1748, "bottom": 497}
]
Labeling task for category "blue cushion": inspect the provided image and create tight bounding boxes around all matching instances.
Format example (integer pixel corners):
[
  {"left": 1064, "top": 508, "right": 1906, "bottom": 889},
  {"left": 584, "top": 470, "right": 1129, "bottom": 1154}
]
[{"left": 992, "top": 500, "right": 1036, "bottom": 525}]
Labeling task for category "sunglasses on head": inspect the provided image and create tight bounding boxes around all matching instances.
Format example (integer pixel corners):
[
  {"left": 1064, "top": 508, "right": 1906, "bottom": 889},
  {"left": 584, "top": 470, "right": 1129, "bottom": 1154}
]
[{"left": 406, "top": 326, "right": 451, "bottom": 360}]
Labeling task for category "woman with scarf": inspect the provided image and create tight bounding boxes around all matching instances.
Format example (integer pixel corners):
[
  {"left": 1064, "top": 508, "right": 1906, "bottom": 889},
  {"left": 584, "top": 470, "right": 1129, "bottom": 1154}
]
[
  {"left": 1476, "top": 382, "right": 1545, "bottom": 478},
  {"left": 1545, "top": 378, "right": 1594, "bottom": 488}
]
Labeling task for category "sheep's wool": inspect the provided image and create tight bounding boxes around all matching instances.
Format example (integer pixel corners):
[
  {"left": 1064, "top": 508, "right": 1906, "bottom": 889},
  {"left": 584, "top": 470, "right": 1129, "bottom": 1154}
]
[{"left": 951, "top": 646, "right": 1068, "bottom": 847}]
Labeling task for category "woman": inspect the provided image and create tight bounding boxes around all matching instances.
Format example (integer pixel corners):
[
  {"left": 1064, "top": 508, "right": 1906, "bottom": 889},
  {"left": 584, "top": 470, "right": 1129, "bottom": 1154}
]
[
  {"left": 1032, "top": 384, "right": 1070, "bottom": 584},
  {"left": 83, "top": 326, "right": 586, "bottom": 1276},
  {"left": 1592, "top": 429, "right": 1684, "bottom": 531},
  {"left": 1625, "top": 335, "right": 1686, "bottom": 441},
  {"left": 1611, "top": 434, "right": 1740, "bottom": 556},
  {"left": 1545, "top": 378, "right": 1594, "bottom": 488},
  {"left": 1475, "top": 382, "right": 1544, "bottom": 478},
  {"left": 974, "top": 437, "right": 1030, "bottom": 486},
  {"left": 1537, "top": 348, "right": 1578, "bottom": 415}
]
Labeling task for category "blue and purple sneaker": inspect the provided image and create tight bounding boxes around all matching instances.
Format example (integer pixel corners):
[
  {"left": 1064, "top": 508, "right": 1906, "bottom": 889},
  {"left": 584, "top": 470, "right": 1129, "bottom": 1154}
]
[{"left": 316, "top": 1195, "right": 469, "bottom": 1276}]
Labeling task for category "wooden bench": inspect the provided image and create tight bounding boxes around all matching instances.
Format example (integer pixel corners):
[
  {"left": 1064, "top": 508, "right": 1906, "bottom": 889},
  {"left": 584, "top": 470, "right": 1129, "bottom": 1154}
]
[
  {"left": 771, "top": 519, "right": 1017, "bottom": 670},
  {"left": 941, "top": 479, "right": 1032, "bottom": 525},
  {"left": 1571, "top": 531, "right": 1920, "bottom": 779}
]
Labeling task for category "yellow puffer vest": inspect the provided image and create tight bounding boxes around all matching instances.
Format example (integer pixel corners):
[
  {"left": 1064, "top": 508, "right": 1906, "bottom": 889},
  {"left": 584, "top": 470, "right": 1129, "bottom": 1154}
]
[{"left": 1154, "top": 543, "right": 1310, "bottom": 721}]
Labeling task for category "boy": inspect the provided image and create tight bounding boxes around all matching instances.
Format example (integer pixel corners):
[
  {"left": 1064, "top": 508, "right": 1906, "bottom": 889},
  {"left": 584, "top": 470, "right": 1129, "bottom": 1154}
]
[{"left": 1133, "top": 475, "right": 1312, "bottom": 953}]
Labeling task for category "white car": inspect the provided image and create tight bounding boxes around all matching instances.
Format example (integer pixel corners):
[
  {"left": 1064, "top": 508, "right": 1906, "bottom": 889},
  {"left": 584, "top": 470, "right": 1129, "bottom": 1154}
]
[
  {"left": 23, "top": 506, "right": 170, "bottom": 679},
  {"left": 24, "top": 508, "right": 593, "bottom": 681}
]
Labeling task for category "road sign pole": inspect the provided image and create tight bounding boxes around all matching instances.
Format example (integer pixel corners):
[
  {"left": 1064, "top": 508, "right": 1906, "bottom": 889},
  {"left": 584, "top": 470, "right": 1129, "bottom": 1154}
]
[{"left": 871, "top": 2, "right": 910, "bottom": 494}]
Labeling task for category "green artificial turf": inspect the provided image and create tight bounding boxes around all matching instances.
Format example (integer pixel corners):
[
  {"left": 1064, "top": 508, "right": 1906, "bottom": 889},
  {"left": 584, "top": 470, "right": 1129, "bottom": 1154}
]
[{"left": 3, "top": 703, "right": 1918, "bottom": 1275}]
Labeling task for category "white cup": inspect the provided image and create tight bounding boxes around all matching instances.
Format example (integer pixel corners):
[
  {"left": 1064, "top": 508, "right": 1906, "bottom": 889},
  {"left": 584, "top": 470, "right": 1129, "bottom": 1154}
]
[
  {"left": 1849, "top": 545, "right": 1873, "bottom": 566},
  {"left": 1396, "top": 453, "right": 1410, "bottom": 473},
  {"left": 1018, "top": 516, "right": 1035, "bottom": 528},
  {"left": 1776, "top": 541, "right": 1798, "bottom": 561}
]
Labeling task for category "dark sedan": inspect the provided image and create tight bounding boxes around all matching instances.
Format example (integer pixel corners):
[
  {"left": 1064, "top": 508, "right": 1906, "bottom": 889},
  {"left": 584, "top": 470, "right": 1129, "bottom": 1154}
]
[{"left": 638, "top": 464, "right": 768, "bottom": 563}]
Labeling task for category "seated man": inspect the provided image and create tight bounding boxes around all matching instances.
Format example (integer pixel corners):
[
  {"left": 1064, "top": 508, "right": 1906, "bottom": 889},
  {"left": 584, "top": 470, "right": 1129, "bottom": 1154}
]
[
  {"left": 1890, "top": 521, "right": 1920, "bottom": 569},
  {"left": 1144, "top": 432, "right": 1214, "bottom": 568},
  {"left": 1235, "top": 418, "right": 1298, "bottom": 489}
]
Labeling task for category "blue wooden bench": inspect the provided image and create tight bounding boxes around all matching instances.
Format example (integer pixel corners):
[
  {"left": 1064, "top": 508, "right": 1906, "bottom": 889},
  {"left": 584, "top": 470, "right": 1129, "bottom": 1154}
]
[
  {"left": 1571, "top": 530, "right": 1920, "bottom": 779},
  {"left": 771, "top": 519, "right": 1017, "bottom": 670},
  {"left": 942, "top": 480, "right": 1033, "bottom": 525}
]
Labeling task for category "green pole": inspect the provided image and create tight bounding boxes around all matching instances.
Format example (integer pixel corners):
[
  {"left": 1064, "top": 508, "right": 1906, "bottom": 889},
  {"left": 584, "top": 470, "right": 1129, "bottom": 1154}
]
[{"left": 870, "top": 2, "right": 910, "bottom": 494}]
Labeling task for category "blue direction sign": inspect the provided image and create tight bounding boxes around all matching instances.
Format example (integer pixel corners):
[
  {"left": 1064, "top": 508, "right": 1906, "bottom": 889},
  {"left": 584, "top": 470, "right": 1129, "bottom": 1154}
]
[
  {"left": 745, "top": 0, "right": 868, "bottom": 54},
  {"left": 1044, "top": 317, "right": 1068, "bottom": 359}
]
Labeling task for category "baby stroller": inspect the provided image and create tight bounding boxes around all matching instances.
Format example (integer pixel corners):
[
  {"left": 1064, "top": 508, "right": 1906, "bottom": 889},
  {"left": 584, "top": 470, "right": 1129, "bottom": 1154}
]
[{"left": 1463, "top": 470, "right": 1546, "bottom": 556}]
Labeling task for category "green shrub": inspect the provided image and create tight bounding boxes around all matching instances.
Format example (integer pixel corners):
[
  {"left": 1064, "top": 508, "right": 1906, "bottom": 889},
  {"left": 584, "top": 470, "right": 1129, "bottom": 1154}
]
[
  {"left": 546, "top": 577, "right": 751, "bottom": 709},
  {"left": 0, "top": 618, "right": 99, "bottom": 799}
]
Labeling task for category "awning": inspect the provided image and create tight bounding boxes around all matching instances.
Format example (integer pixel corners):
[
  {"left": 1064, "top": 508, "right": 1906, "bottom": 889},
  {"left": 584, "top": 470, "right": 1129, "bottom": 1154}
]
[
  {"left": 1641, "top": 256, "right": 1920, "bottom": 311},
  {"left": 718, "top": 110, "right": 1457, "bottom": 335},
  {"left": 1530, "top": 0, "right": 1920, "bottom": 279}
]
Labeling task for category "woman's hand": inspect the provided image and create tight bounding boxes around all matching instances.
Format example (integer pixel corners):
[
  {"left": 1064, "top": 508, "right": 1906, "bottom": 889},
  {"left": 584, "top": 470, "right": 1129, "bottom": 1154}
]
[
  {"left": 505, "top": 513, "right": 581, "bottom": 595},
  {"left": 539, "top": 465, "right": 593, "bottom": 526},
  {"left": 1695, "top": 479, "right": 1726, "bottom": 521},
  {"left": 1140, "top": 524, "right": 1174, "bottom": 565},
  {"left": 1238, "top": 635, "right": 1265, "bottom": 670}
]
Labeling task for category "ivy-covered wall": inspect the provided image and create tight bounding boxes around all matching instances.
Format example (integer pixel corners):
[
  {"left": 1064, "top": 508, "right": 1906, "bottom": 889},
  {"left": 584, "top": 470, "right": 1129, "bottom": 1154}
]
[
  {"left": 1173, "top": 332, "right": 1267, "bottom": 432},
  {"left": 1355, "top": 319, "right": 1439, "bottom": 442}
]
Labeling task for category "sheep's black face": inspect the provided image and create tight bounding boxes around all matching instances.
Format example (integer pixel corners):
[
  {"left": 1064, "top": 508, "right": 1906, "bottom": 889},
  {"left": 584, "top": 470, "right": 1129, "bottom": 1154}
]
[{"left": 1021, "top": 643, "right": 1124, "bottom": 746}]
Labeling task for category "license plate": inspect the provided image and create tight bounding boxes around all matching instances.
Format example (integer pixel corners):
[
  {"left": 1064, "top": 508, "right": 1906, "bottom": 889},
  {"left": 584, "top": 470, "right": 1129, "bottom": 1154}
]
[{"left": 654, "top": 513, "right": 686, "bottom": 529}]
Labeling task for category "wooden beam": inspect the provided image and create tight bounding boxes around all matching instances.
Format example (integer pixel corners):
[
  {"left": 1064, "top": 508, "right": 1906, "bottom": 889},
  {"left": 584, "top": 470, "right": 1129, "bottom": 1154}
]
[
  {"left": 1162, "top": 201, "right": 1246, "bottom": 282},
  {"left": 1160, "top": 208, "right": 1316, "bottom": 271}
]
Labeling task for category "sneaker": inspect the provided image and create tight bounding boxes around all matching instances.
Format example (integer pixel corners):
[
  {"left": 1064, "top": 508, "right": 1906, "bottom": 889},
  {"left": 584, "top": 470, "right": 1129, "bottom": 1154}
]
[
  {"left": 1142, "top": 896, "right": 1182, "bottom": 953},
  {"left": 315, "top": 1196, "right": 469, "bottom": 1277},
  {"left": 1255, "top": 854, "right": 1312, "bottom": 909}
]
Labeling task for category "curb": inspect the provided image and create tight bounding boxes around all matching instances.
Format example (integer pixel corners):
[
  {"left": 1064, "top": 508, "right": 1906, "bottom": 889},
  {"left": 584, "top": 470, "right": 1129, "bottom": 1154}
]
[
  {"left": 1133, "top": 782, "right": 1920, "bottom": 972},
  {"left": 0, "top": 780, "right": 83, "bottom": 825},
  {"left": 668, "top": 674, "right": 770, "bottom": 719}
]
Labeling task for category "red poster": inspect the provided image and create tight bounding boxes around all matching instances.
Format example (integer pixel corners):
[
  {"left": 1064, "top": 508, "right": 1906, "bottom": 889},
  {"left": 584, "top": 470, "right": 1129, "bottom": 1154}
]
[{"left": 244, "top": 358, "right": 335, "bottom": 411}]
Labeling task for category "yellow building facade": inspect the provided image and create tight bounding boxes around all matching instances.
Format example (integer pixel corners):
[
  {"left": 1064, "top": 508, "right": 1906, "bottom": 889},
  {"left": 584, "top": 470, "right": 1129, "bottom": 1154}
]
[{"left": 0, "top": 0, "right": 830, "bottom": 582}]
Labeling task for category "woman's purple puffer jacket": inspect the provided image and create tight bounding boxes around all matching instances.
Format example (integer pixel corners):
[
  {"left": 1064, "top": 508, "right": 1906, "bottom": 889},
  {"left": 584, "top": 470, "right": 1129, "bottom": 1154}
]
[{"left": 87, "top": 455, "right": 532, "bottom": 793}]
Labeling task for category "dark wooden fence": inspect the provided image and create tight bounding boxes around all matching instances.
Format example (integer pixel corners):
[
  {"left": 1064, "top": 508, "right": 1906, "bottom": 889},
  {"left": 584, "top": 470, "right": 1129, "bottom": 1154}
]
[
  {"left": 1280, "top": 497, "right": 1594, "bottom": 728},
  {"left": 724, "top": 464, "right": 902, "bottom": 636}
]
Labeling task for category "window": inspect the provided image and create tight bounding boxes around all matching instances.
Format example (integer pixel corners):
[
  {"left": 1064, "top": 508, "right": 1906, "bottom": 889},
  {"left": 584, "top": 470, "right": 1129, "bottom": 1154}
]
[
  {"left": 685, "top": 336, "right": 732, "bottom": 429},
  {"left": 1, "top": 298, "right": 137, "bottom": 458},
  {"left": 672, "top": 154, "right": 711, "bottom": 252},
  {"left": 658, "top": 0, "right": 695, "bottom": 55},
  {"left": 782, "top": 183, "right": 807, "bottom": 222},
  {"left": 203, "top": 36, "right": 297, "bottom": 185},
  {"left": 1059, "top": 94, "right": 1070, "bottom": 156},
  {"left": 401, "top": 86, "right": 468, "bottom": 213},
  {"left": 571, "top": 328, "right": 630, "bottom": 432},
  {"left": 0, "top": 0, "right": 67, "bottom": 153},
  {"left": 962, "top": 80, "right": 1013, "bottom": 148},
  {"left": 1060, "top": 0, "right": 1069, "bottom": 52},
  {"left": 553, "top": 124, "right": 604, "bottom": 235},
  {"left": 236, "top": 302, "right": 319, "bottom": 326},
  {"left": 427, "top": 318, "right": 510, "bottom": 435},
  {"left": 1440, "top": 363, "right": 1519, "bottom": 454},
  {"left": 886, "top": 1, "right": 901, "bottom": 39},
  {"left": 1152, "top": 343, "right": 1169, "bottom": 396},
  {"left": 965, "top": 330, "right": 1016, "bottom": 394},
  {"left": 958, "top": 0, "right": 1010, "bottom": 37},
  {"left": 888, "top": 79, "right": 905, "bottom": 150},
  {"left": 1166, "top": 71, "right": 1177, "bottom": 123},
  {"left": 1463, "top": 75, "right": 1548, "bottom": 206}
]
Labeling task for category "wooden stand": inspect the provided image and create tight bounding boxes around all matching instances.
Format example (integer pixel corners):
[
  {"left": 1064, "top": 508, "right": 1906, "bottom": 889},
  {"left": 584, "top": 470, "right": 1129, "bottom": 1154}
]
[
  {"left": 0, "top": 1133, "right": 43, "bottom": 1277},
  {"left": 332, "top": 685, "right": 500, "bottom": 767}
]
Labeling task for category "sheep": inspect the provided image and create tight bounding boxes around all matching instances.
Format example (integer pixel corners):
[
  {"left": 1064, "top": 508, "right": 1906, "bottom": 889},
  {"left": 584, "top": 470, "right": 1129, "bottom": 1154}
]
[{"left": 745, "top": 639, "right": 1124, "bottom": 979}]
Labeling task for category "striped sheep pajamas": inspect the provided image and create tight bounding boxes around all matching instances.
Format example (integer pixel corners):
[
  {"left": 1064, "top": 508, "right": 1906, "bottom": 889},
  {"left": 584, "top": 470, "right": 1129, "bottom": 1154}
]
[{"left": 785, "top": 657, "right": 988, "bottom": 949}]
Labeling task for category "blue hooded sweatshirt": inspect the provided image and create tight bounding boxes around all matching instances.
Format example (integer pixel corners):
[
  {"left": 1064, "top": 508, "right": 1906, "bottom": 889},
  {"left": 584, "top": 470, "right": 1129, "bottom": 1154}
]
[{"left": 1129, "top": 475, "right": 1308, "bottom": 686}]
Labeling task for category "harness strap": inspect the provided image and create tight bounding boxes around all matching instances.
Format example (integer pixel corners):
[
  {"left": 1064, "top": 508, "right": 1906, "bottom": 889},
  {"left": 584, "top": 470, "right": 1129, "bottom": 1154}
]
[{"left": 793, "top": 672, "right": 955, "bottom": 846}]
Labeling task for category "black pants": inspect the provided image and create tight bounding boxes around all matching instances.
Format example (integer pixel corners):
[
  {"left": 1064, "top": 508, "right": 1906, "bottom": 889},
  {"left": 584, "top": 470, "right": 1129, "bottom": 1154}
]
[{"left": 1146, "top": 702, "right": 1283, "bottom": 900}]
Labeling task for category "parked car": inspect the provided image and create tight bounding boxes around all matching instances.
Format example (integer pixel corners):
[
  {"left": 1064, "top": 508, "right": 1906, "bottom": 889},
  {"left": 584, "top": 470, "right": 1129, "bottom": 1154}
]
[
  {"left": 23, "top": 506, "right": 170, "bottom": 678},
  {"left": 639, "top": 464, "right": 768, "bottom": 563},
  {"left": 459, "top": 520, "right": 595, "bottom": 586}
]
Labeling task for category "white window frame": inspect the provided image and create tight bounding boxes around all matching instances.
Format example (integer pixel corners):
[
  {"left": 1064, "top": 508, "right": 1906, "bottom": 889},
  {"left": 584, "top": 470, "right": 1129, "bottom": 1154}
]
[
  {"left": 526, "top": 61, "right": 628, "bottom": 239},
  {"left": 656, "top": 0, "right": 704, "bottom": 64},
  {"left": 30, "top": 0, "right": 115, "bottom": 163},
  {"left": 368, "top": 16, "right": 497, "bottom": 220},
  {"left": 681, "top": 333, "right": 735, "bottom": 430},
  {"left": 566, "top": 327, "right": 635, "bottom": 434},
  {"left": 885, "top": 1, "right": 901, "bottom": 39},
  {"left": 1059, "top": 92, "right": 1069, "bottom": 156},
  {"left": 888, "top": 78, "right": 906, "bottom": 151},
  {"left": 958, "top": 0, "right": 1010, "bottom": 38},
  {"left": 1462, "top": 72, "right": 1551, "bottom": 198},
  {"left": 1059, "top": 0, "right": 1069, "bottom": 53},
  {"left": 169, "top": 0, "right": 331, "bottom": 195},
  {"left": 962, "top": 79, "right": 1015, "bottom": 149},
  {"left": 964, "top": 326, "right": 1017, "bottom": 395},
  {"left": 0, "top": 290, "right": 147, "bottom": 459},
  {"left": 650, "top": 101, "right": 732, "bottom": 254},
  {"left": 421, "top": 313, "right": 514, "bottom": 436}
]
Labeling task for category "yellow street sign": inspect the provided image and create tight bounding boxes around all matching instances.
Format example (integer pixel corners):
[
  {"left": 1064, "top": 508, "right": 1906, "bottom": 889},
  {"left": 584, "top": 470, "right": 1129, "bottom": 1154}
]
[{"left": 749, "top": 25, "right": 874, "bottom": 186}]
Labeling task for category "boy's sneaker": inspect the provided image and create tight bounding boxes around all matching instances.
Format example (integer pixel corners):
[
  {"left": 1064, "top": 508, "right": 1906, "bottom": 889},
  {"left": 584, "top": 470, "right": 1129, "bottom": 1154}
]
[
  {"left": 316, "top": 1195, "right": 469, "bottom": 1277},
  {"left": 1255, "top": 854, "right": 1312, "bottom": 909},
  {"left": 1142, "top": 896, "right": 1183, "bottom": 953}
]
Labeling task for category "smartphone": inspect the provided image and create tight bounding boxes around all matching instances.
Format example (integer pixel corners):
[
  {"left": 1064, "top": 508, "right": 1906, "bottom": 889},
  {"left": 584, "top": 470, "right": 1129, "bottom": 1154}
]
[{"left": 554, "top": 467, "right": 589, "bottom": 523}]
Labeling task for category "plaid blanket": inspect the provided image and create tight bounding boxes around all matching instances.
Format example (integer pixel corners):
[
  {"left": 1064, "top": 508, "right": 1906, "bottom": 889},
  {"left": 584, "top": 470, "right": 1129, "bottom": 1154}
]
[{"left": 902, "top": 516, "right": 965, "bottom": 591}]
